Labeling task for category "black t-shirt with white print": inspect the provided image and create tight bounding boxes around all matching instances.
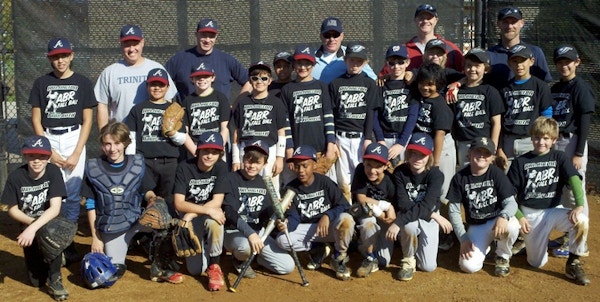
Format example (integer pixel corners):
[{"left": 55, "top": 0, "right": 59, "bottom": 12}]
[
  {"left": 551, "top": 76, "right": 595, "bottom": 134},
  {"left": 501, "top": 76, "right": 553, "bottom": 136},
  {"left": 453, "top": 84, "right": 505, "bottom": 142},
  {"left": 507, "top": 149, "right": 579, "bottom": 209},
  {"left": 124, "top": 101, "right": 180, "bottom": 159},
  {"left": 2, "top": 163, "right": 66, "bottom": 219},
  {"left": 380, "top": 79, "right": 417, "bottom": 134},
  {"left": 173, "top": 159, "right": 230, "bottom": 205},
  {"left": 393, "top": 164, "right": 443, "bottom": 226},
  {"left": 182, "top": 90, "right": 231, "bottom": 140},
  {"left": 351, "top": 162, "right": 395, "bottom": 202},
  {"left": 446, "top": 165, "right": 514, "bottom": 225},
  {"left": 415, "top": 95, "right": 453, "bottom": 135},
  {"left": 28, "top": 72, "right": 97, "bottom": 128},
  {"left": 222, "top": 170, "right": 273, "bottom": 235},
  {"left": 329, "top": 73, "right": 380, "bottom": 134},
  {"left": 232, "top": 94, "right": 288, "bottom": 146}
]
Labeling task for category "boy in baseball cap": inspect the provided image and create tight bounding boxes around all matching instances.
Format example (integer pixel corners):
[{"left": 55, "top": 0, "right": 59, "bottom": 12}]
[
  {"left": 3, "top": 135, "right": 68, "bottom": 299},
  {"left": 351, "top": 143, "right": 396, "bottom": 278},
  {"left": 223, "top": 140, "right": 295, "bottom": 279},
  {"left": 447, "top": 137, "right": 519, "bottom": 277},
  {"left": 276, "top": 145, "right": 355, "bottom": 281},
  {"left": 386, "top": 133, "right": 450, "bottom": 281},
  {"left": 179, "top": 60, "right": 230, "bottom": 159},
  {"left": 172, "top": 131, "right": 230, "bottom": 290},
  {"left": 271, "top": 51, "right": 293, "bottom": 91}
]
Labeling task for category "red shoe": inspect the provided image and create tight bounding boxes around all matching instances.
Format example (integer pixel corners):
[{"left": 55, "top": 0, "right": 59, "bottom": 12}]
[
  {"left": 207, "top": 264, "right": 224, "bottom": 291},
  {"left": 151, "top": 271, "right": 184, "bottom": 284}
]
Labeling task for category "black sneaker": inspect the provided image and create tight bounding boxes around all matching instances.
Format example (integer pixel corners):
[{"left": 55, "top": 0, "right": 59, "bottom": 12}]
[
  {"left": 47, "top": 277, "right": 69, "bottom": 301},
  {"left": 330, "top": 254, "right": 350, "bottom": 280},
  {"left": 307, "top": 243, "right": 329, "bottom": 270},
  {"left": 566, "top": 259, "right": 590, "bottom": 286},
  {"left": 356, "top": 257, "right": 378, "bottom": 278},
  {"left": 232, "top": 258, "right": 257, "bottom": 279},
  {"left": 494, "top": 256, "right": 510, "bottom": 277}
]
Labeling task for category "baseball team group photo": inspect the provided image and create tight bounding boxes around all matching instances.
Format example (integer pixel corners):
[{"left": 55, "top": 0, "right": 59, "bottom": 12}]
[{"left": 0, "top": 1, "right": 598, "bottom": 301}]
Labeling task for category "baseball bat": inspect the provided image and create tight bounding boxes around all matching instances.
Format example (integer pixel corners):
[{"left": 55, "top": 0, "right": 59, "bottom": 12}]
[
  {"left": 229, "top": 187, "right": 298, "bottom": 292},
  {"left": 263, "top": 176, "right": 310, "bottom": 287}
]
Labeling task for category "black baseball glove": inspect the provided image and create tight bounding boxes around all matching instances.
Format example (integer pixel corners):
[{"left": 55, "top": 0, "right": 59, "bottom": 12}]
[{"left": 36, "top": 216, "right": 77, "bottom": 263}]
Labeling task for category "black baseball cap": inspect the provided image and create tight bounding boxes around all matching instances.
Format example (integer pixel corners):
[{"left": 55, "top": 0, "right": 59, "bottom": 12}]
[
  {"left": 345, "top": 43, "right": 368, "bottom": 60},
  {"left": 249, "top": 61, "right": 272, "bottom": 75},
  {"left": 415, "top": 4, "right": 437, "bottom": 18},
  {"left": 497, "top": 7, "right": 523, "bottom": 21},
  {"left": 273, "top": 51, "right": 292, "bottom": 65},
  {"left": 321, "top": 17, "right": 343, "bottom": 34},
  {"left": 425, "top": 39, "right": 447, "bottom": 53},
  {"left": 508, "top": 44, "right": 533, "bottom": 59},
  {"left": 465, "top": 48, "right": 490, "bottom": 65},
  {"left": 244, "top": 140, "right": 269, "bottom": 157},
  {"left": 470, "top": 137, "right": 496, "bottom": 155},
  {"left": 287, "top": 145, "right": 317, "bottom": 162},
  {"left": 553, "top": 45, "right": 579, "bottom": 63}
]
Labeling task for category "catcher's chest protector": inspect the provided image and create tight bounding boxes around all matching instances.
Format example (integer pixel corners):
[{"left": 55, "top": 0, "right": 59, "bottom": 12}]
[{"left": 86, "top": 154, "right": 145, "bottom": 234}]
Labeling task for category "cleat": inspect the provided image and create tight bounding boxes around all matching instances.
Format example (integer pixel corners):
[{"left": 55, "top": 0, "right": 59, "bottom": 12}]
[
  {"left": 494, "top": 256, "right": 510, "bottom": 277},
  {"left": 232, "top": 258, "right": 257, "bottom": 279},
  {"left": 397, "top": 257, "right": 416, "bottom": 281},
  {"left": 306, "top": 243, "right": 329, "bottom": 270},
  {"left": 330, "top": 254, "right": 350, "bottom": 280},
  {"left": 356, "top": 257, "right": 379, "bottom": 278},
  {"left": 565, "top": 259, "right": 590, "bottom": 286},
  {"left": 47, "top": 277, "right": 69, "bottom": 301},
  {"left": 207, "top": 264, "right": 225, "bottom": 291}
]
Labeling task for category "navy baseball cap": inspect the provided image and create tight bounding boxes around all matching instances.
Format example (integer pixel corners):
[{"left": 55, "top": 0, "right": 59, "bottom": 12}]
[
  {"left": 465, "top": 48, "right": 490, "bottom": 65},
  {"left": 415, "top": 4, "right": 437, "bottom": 18},
  {"left": 273, "top": 51, "right": 293, "bottom": 65},
  {"left": 406, "top": 133, "right": 434, "bottom": 155},
  {"left": 47, "top": 38, "right": 72, "bottom": 57},
  {"left": 425, "top": 39, "right": 447, "bottom": 53},
  {"left": 190, "top": 61, "right": 215, "bottom": 77},
  {"left": 345, "top": 43, "right": 368, "bottom": 60},
  {"left": 293, "top": 45, "right": 316, "bottom": 64},
  {"left": 386, "top": 44, "right": 409, "bottom": 59},
  {"left": 146, "top": 68, "right": 169, "bottom": 85},
  {"left": 22, "top": 135, "right": 52, "bottom": 156},
  {"left": 120, "top": 25, "right": 143, "bottom": 42},
  {"left": 197, "top": 18, "right": 218, "bottom": 33},
  {"left": 197, "top": 131, "right": 224, "bottom": 151},
  {"left": 321, "top": 17, "right": 343, "bottom": 34},
  {"left": 287, "top": 145, "right": 317, "bottom": 162},
  {"left": 470, "top": 137, "right": 496, "bottom": 155},
  {"left": 497, "top": 7, "right": 523, "bottom": 21},
  {"left": 553, "top": 45, "right": 579, "bottom": 63},
  {"left": 249, "top": 61, "right": 272, "bottom": 74},
  {"left": 363, "top": 143, "right": 389, "bottom": 165},
  {"left": 508, "top": 44, "right": 533, "bottom": 59},
  {"left": 244, "top": 140, "right": 269, "bottom": 157}
]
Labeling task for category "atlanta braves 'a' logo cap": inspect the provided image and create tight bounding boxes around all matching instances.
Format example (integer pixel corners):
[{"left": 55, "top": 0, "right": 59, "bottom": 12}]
[
  {"left": 190, "top": 61, "right": 215, "bottom": 77},
  {"left": 197, "top": 131, "right": 224, "bottom": 151},
  {"left": 22, "top": 135, "right": 52, "bottom": 156},
  {"left": 146, "top": 68, "right": 170, "bottom": 85},
  {"left": 47, "top": 37, "right": 73, "bottom": 57},
  {"left": 406, "top": 133, "right": 434, "bottom": 155},
  {"left": 120, "top": 25, "right": 143, "bottom": 42},
  {"left": 197, "top": 18, "right": 218, "bottom": 34},
  {"left": 363, "top": 143, "right": 389, "bottom": 165},
  {"left": 243, "top": 140, "right": 269, "bottom": 157},
  {"left": 287, "top": 145, "right": 317, "bottom": 162},
  {"left": 293, "top": 44, "right": 316, "bottom": 64}
]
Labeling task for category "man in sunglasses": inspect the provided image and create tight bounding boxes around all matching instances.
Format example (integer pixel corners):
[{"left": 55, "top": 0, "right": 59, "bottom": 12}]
[
  {"left": 166, "top": 18, "right": 252, "bottom": 101},
  {"left": 486, "top": 6, "right": 552, "bottom": 91},
  {"left": 313, "top": 17, "right": 377, "bottom": 84}
]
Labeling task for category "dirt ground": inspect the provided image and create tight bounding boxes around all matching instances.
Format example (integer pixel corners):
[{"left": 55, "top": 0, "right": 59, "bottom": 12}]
[{"left": 1, "top": 196, "right": 599, "bottom": 302}]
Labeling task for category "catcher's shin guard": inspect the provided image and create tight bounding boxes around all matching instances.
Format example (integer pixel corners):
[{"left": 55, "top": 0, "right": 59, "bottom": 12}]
[{"left": 150, "top": 230, "right": 183, "bottom": 284}]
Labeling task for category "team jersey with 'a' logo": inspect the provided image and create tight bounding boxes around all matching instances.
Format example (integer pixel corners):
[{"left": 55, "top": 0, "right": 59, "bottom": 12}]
[{"left": 447, "top": 165, "right": 514, "bottom": 225}]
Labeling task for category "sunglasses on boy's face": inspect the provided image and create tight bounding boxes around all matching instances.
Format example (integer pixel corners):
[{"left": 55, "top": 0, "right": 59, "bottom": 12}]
[
  {"left": 250, "top": 76, "right": 270, "bottom": 82},
  {"left": 387, "top": 60, "right": 407, "bottom": 66},
  {"left": 322, "top": 32, "right": 341, "bottom": 39}
]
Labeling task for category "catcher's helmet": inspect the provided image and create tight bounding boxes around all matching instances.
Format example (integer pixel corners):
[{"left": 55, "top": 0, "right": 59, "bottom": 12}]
[{"left": 81, "top": 252, "right": 117, "bottom": 289}]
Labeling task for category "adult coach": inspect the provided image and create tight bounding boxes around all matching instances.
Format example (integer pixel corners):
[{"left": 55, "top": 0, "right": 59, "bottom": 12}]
[
  {"left": 313, "top": 17, "right": 377, "bottom": 84},
  {"left": 165, "top": 18, "right": 252, "bottom": 100},
  {"left": 379, "top": 3, "right": 463, "bottom": 77},
  {"left": 95, "top": 25, "right": 177, "bottom": 130},
  {"left": 486, "top": 6, "right": 552, "bottom": 90}
]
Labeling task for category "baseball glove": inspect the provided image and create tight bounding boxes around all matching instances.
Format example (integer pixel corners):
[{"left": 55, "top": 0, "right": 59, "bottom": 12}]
[
  {"left": 171, "top": 220, "right": 202, "bottom": 257},
  {"left": 161, "top": 102, "right": 185, "bottom": 137},
  {"left": 315, "top": 153, "right": 337, "bottom": 174},
  {"left": 347, "top": 202, "right": 373, "bottom": 219},
  {"left": 139, "top": 197, "right": 173, "bottom": 230},
  {"left": 36, "top": 216, "right": 77, "bottom": 263}
]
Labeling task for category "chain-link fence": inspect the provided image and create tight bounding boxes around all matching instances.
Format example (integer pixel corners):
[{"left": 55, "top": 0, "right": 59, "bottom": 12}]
[{"left": 1, "top": 0, "right": 600, "bottom": 194}]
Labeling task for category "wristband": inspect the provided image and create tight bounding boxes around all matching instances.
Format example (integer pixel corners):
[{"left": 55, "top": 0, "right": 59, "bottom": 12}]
[
  {"left": 378, "top": 200, "right": 391, "bottom": 211},
  {"left": 169, "top": 131, "right": 186, "bottom": 146},
  {"left": 372, "top": 206, "right": 383, "bottom": 217},
  {"left": 232, "top": 143, "right": 241, "bottom": 164},
  {"left": 276, "top": 136, "right": 286, "bottom": 157}
]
